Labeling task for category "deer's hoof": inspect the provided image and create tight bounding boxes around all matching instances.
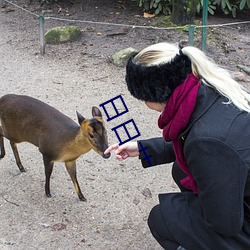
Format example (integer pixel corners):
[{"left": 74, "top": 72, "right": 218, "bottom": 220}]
[{"left": 79, "top": 196, "right": 87, "bottom": 202}]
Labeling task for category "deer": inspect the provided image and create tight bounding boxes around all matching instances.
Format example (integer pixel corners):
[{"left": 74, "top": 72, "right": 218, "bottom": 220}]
[{"left": 0, "top": 94, "right": 111, "bottom": 201}]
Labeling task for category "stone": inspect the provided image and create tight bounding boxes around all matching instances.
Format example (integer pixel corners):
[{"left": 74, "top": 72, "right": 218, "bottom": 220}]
[
  {"left": 142, "top": 187, "right": 152, "bottom": 198},
  {"left": 231, "top": 71, "right": 247, "bottom": 82},
  {"left": 44, "top": 26, "right": 82, "bottom": 44},
  {"left": 112, "top": 47, "right": 138, "bottom": 67}
]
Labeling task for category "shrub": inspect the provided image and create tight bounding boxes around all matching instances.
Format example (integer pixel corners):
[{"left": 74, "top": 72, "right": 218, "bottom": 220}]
[
  {"left": 136, "top": 0, "right": 250, "bottom": 17},
  {"left": 135, "top": 0, "right": 172, "bottom": 15}
]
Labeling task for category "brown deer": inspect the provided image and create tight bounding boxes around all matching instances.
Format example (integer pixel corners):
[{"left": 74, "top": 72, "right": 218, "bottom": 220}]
[{"left": 0, "top": 94, "right": 110, "bottom": 201}]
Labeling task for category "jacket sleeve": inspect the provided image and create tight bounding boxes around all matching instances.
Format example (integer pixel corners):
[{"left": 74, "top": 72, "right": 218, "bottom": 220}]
[
  {"left": 185, "top": 136, "right": 248, "bottom": 237},
  {"left": 137, "top": 137, "right": 176, "bottom": 168}
]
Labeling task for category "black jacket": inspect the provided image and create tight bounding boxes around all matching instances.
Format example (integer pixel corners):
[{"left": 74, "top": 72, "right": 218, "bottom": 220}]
[{"left": 138, "top": 84, "right": 250, "bottom": 249}]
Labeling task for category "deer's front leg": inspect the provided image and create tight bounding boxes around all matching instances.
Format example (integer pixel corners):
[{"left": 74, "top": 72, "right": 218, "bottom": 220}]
[{"left": 65, "top": 160, "right": 86, "bottom": 202}]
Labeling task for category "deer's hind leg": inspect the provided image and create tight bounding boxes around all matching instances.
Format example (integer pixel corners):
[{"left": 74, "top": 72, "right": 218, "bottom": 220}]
[
  {"left": 43, "top": 155, "right": 54, "bottom": 198},
  {"left": 0, "top": 126, "right": 5, "bottom": 159},
  {"left": 10, "top": 141, "right": 26, "bottom": 172},
  {"left": 65, "top": 161, "right": 86, "bottom": 202}
]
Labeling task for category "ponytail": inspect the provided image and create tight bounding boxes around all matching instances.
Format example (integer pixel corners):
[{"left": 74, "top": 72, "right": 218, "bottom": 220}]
[{"left": 182, "top": 46, "right": 250, "bottom": 112}]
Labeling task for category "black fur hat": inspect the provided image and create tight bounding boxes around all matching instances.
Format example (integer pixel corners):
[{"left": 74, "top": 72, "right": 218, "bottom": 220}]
[{"left": 125, "top": 52, "right": 192, "bottom": 103}]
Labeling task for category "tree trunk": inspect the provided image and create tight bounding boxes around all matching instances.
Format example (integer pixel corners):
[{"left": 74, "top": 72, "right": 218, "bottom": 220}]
[{"left": 171, "top": 0, "right": 198, "bottom": 25}]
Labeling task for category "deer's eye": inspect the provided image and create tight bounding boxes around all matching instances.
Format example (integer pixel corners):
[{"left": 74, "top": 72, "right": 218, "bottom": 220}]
[{"left": 89, "top": 133, "right": 94, "bottom": 139}]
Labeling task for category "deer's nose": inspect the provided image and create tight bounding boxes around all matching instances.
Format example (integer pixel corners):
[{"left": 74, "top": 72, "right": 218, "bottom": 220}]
[{"left": 103, "top": 152, "right": 111, "bottom": 159}]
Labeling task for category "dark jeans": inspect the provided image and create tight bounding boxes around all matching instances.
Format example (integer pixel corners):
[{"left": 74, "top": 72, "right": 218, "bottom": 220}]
[{"left": 148, "top": 162, "right": 188, "bottom": 250}]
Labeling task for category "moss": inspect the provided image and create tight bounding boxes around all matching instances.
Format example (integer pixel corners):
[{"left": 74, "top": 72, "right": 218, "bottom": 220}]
[
  {"left": 112, "top": 48, "right": 138, "bottom": 67},
  {"left": 45, "top": 26, "right": 82, "bottom": 44},
  {"left": 152, "top": 16, "right": 172, "bottom": 27},
  {"left": 152, "top": 16, "right": 196, "bottom": 32}
]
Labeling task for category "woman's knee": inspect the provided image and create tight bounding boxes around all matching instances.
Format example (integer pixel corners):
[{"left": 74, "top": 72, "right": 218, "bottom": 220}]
[
  {"left": 148, "top": 204, "right": 161, "bottom": 233},
  {"left": 148, "top": 205, "right": 179, "bottom": 249}
]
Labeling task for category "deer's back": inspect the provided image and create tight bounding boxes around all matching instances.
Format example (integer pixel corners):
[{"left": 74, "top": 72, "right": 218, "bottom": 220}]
[{"left": 0, "top": 94, "right": 79, "bottom": 147}]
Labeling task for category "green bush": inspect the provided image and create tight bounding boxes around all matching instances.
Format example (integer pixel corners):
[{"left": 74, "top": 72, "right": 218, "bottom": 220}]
[
  {"left": 212, "top": 0, "right": 250, "bottom": 17},
  {"left": 135, "top": 0, "right": 172, "bottom": 15},
  {"left": 136, "top": 0, "right": 250, "bottom": 17},
  {"left": 196, "top": 0, "right": 216, "bottom": 15}
]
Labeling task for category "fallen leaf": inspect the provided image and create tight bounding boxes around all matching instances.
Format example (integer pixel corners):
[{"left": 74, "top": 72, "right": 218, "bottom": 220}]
[
  {"left": 51, "top": 223, "right": 67, "bottom": 231},
  {"left": 143, "top": 12, "right": 155, "bottom": 18}
]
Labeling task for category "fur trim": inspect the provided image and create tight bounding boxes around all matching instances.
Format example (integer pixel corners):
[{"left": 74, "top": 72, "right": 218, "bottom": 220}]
[{"left": 125, "top": 53, "right": 192, "bottom": 103}]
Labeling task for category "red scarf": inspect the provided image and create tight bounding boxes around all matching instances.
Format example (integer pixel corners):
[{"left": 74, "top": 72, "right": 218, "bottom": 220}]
[{"left": 158, "top": 73, "right": 201, "bottom": 194}]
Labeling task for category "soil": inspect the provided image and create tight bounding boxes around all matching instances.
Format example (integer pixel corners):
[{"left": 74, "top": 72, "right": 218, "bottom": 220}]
[{"left": 0, "top": 0, "right": 249, "bottom": 249}]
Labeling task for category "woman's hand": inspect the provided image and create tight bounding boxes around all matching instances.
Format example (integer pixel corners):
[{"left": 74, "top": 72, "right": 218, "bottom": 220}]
[{"left": 104, "top": 141, "right": 139, "bottom": 160}]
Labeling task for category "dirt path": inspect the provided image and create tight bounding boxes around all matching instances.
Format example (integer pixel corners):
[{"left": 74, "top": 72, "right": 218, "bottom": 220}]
[
  {"left": 0, "top": 3, "right": 176, "bottom": 250},
  {"left": 0, "top": 1, "right": 249, "bottom": 249}
]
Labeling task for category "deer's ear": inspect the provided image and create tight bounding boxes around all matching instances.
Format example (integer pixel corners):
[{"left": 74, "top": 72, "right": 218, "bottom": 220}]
[
  {"left": 92, "top": 106, "right": 102, "bottom": 118},
  {"left": 76, "top": 111, "right": 85, "bottom": 125}
]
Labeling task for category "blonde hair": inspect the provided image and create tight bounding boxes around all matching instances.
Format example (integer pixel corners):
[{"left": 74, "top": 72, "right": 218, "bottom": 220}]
[{"left": 134, "top": 42, "right": 250, "bottom": 113}]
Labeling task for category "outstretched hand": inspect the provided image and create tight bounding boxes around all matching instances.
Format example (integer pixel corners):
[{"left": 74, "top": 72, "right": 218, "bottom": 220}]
[{"left": 104, "top": 142, "right": 139, "bottom": 160}]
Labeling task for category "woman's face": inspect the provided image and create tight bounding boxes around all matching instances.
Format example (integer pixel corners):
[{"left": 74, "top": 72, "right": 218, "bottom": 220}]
[{"left": 145, "top": 102, "right": 166, "bottom": 112}]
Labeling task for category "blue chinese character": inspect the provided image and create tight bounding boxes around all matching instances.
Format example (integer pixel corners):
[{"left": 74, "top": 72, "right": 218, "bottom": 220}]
[
  {"left": 138, "top": 142, "right": 152, "bottom": 166},
  {"left": 111, "top": 119, "right": 140, "bottom": 145},
  {"left": 99, "top": 95, "right": 129, "bottom": 122}
]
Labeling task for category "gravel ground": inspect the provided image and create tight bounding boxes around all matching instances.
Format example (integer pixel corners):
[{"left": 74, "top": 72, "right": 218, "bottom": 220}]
[{"left": 0, "top": 1, "right": 249, "bottom": 249}]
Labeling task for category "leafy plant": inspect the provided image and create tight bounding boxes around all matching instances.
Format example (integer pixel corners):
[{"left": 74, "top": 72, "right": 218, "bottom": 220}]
[
  {"left": 135, "top": 0, "right": 250, "bottom": 18},
  {"left": 239, "top": 0, "right": 250, "bottom": 9},
  {"left": 136, "top": 0, "right": 172, "bottom": 15},
  {"left": 197, "top": 0, "right": 217, "bottom": 15},
  {"left": 213, "top": 0, "right": 237, "bottom": 17}
]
